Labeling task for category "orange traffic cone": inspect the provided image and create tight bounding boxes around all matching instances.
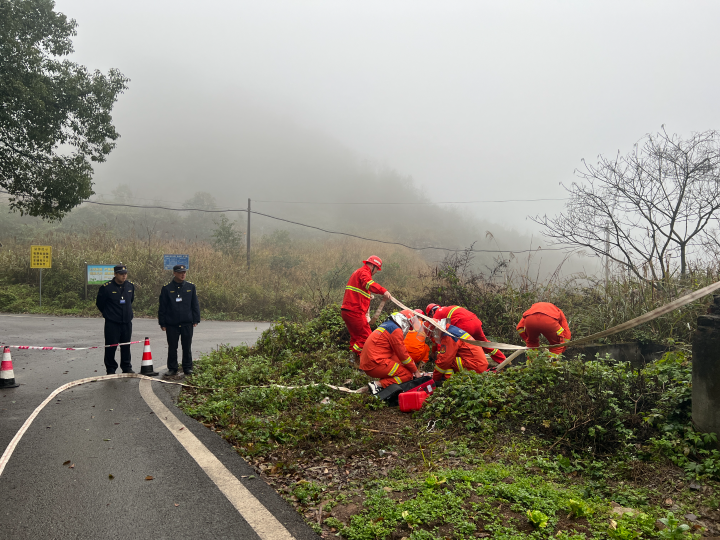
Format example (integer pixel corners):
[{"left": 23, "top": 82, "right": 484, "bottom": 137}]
[
  {"left": 140, "top": 337, "right": 158, "bottom": 376},
  {"left": 0, "top": 346, "right": 19, "bottom": 388}
]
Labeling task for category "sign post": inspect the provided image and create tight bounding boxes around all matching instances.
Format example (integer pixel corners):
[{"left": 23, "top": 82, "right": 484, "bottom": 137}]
[
  {"left": 30, "top": 245, "right": 52, "bottom": 307},
  {"left": 163, "top": 254, "right": 189, "bottom": 271}
]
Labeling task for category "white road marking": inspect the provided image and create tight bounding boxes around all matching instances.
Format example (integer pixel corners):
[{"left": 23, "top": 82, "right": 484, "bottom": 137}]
[
  {"left": 138, "top": 379, "right": 295, "bottom": 540},
  {"left": 0, "top": 374, "right": 296, "bottom": 540}
]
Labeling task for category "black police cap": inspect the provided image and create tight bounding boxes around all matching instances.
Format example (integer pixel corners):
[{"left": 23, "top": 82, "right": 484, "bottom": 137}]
[
  {"left": 114, "top": 265, "right": 127, "bottom": 274},
  {"left": 173, "top": 265, "right": 187, "bottom": 272}
]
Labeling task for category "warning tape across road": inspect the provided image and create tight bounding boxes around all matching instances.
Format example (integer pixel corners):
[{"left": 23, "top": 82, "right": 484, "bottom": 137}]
[{"left": 2, "top": 340, "right": 142, "bottom": 351}]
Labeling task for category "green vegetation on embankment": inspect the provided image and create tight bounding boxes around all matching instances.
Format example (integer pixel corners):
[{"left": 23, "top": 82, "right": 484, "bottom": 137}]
[{"left": 177, "top": 306, "right": 720, "bottom": 539}]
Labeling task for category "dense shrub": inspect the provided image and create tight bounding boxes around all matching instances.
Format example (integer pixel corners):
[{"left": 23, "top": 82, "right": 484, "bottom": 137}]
[{"left": 424, "top": 351, "right": 720, "bottom": 479}]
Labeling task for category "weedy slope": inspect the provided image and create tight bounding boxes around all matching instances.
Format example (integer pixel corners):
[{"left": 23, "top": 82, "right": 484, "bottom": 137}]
[{"left": 179, "top": 306, "right": 720, "bottom": 539}]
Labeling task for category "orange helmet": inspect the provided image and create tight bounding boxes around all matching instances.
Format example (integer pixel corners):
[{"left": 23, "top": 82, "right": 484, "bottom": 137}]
[
  {"left": 426, "top": 303, "right": 440, "bottom": 317},
  {"left": 363, "top": 255, "right": 383, "bottom": 271}
]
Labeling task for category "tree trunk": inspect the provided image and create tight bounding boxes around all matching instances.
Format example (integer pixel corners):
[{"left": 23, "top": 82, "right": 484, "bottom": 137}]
[{"left": 681, "top": 243, "right": 687, "bottom": 278}]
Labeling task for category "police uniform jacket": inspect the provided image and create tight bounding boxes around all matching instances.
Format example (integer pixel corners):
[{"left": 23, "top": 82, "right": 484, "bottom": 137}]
[
  {"left": 158, "top": 280, "right": 200, "bottom": 327},
  {"left": 96, "top": 279, "right": 134, "bottom": 323}
]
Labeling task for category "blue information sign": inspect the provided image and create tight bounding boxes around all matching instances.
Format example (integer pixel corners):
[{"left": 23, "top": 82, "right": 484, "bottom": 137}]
[
  {"left": 87, "top": 264, "right": 115, "bottom": 285},
  {"left": 164, "top": 254, "right": 189, "bottom": 271}
]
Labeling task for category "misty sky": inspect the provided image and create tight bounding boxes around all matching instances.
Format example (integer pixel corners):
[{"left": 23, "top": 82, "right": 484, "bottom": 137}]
[{"left": 56, "top": 0, "right": 720, "bottom": 235}]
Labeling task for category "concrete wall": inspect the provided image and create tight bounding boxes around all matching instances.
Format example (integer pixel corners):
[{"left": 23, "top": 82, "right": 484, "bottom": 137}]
[
  {"left": 692, "top": 295, "right": 720, "bottom": 437},
  {"left": 566, "top": 342, "right": 667, "bottom": 369}
]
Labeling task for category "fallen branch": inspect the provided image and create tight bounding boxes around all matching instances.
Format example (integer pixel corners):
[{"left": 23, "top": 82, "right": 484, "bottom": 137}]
[{"left": 361, "top": 428, "right": 401, "bottom": 436}]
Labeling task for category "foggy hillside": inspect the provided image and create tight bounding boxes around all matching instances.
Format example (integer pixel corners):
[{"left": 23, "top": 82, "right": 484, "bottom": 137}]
[
  {"left": 1, "top": 81, "right": 594, "bottom": 278},
  {"left": 62, "top": 82, "right": 588, "bottom": 276}
]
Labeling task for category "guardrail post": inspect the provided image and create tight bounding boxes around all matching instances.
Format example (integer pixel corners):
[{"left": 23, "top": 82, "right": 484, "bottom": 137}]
[{"left": 692, "top": 294, "right": 720, "bottom": 439}]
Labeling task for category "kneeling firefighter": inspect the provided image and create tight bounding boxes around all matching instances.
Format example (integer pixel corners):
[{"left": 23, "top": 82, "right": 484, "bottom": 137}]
[
  {"left": 516, "top": 302, "right": 571, "bottom": 356},
  {"left": 360, "top": 310, "right": 422, "bottom": 394},
  {"left": 426, "top": 304, "right": 506, "bottom": 365},
  {"left": 426, "top": 318, "right": 489, "bottom": 382}
]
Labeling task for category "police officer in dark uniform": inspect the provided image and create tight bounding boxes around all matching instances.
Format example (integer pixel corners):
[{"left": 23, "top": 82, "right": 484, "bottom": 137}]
[
  {"left": 158, "top": 264, "right": 200, "bottom": 376},
  {"left": 96, "top": 264, "right": 135, "bottom": 374}
]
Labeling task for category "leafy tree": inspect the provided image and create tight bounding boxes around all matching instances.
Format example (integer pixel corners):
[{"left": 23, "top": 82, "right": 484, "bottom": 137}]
[
  {"left": 534, "top": 128, "right": 720, "bottom": 280},
  {"left": 211, "top": 214, "right": 243, "bottom": 255},
  {"left": 0, "top": 0, "right": 128, "bottom": 219}
]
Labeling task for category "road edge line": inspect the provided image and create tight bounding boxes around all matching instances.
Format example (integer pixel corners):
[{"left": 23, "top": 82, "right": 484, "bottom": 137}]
[{"left": 138, "top": 379, "right": 295, "bottom": 540}]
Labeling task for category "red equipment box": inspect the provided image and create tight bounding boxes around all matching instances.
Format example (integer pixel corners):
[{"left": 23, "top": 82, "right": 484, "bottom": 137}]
[{"left": 399, "top": 390, "right": 430, "bottom": 412}]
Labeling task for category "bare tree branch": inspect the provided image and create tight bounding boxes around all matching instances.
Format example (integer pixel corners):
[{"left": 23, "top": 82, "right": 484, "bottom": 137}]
[{"left": 533, "top": 129, "right": 720, "bottom": 280}]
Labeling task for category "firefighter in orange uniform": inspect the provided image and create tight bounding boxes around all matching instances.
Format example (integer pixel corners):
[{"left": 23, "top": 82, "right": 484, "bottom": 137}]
[
  {"left": 360, "top": 310, "right": 421, "bottom": 394},
  {"left": 516, "top": 302, "right": 571, "bottom": 356},
  {"left": 404, "top": 309, "right": 430, "bottom": 366},
  {"left": 426, "top": 319, "right": 489, "bottom": 382},
  {"left": 341, "top": 256, "right": 392, "bottom": 360},
  {"left": 426, "top": 304, "right": 506, "bottom": 365}
]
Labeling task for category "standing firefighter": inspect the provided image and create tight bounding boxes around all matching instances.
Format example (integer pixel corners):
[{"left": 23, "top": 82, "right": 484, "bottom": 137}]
[
  {"left": 341, "top": 256, "right": 391, "bottom": 360},
  {"left": 360, "top": 310, "right": 421, "bottom": 394},
  {"left": 426, "top": 319, "right": 488, "bottom": 382},
  {"left": 95, "top": 264, "right": 135, "bottom": 374},
  {"left": 426, "top": 304, "right": 506, "bottom": 365},
  {"left": 517, "top": 302, "right": 571, "bottom": 356}
]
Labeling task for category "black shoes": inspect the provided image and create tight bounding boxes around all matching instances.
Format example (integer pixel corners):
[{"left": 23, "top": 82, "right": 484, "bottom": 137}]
[
  {"left": 167, "top": 369, "right": 178, "bottom": 376},
  {"left": 183, "top": 369, "right": 194, "bottom": 376},
  {"left": 122, "top": 369, "right": 136, "bottom": 374}
]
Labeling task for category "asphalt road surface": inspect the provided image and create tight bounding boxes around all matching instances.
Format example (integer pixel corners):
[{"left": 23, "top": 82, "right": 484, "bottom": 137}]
[{"left": 0, "top": 314, "right": 319, "bottom": 540}]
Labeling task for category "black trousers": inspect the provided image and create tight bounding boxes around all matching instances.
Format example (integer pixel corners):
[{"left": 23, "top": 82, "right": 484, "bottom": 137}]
[
  {"left": 104, "top": 320, "right": 133, "bottom": 374},
  {"left": 166, "top": 324, "right": 194, "bottom": 372}
]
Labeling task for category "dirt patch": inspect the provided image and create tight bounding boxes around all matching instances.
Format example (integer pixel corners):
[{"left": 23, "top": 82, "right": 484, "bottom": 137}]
[{"left": 331, "top": 502, "right": 362, "bottom": 525}]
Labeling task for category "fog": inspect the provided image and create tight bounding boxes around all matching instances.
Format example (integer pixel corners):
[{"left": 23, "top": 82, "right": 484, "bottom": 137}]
[{"left": 37, "top": 0, "right": 720, "bottom": 272}]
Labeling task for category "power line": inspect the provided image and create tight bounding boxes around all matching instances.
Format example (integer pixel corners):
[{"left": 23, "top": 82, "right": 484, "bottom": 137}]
[
  {"left": 248, "top": 209, "right": 565, "bottom": 254},
  {"left": 254, "top": 198, "right": 568, "bottom": 205},
  {"left": 85, "top": 200, "right": 235, "bottom": 213},
  {"left": 83, "top": 199, "right": 563, "bottom": 254},
  {"left": 0, "top": 190, "right": 565, "bottom": 254}
]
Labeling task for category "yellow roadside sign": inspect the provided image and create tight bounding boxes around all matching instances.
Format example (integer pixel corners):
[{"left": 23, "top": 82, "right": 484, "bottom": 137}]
[{"left": 30, "top": 245, "right": 52, "bottom": 268}]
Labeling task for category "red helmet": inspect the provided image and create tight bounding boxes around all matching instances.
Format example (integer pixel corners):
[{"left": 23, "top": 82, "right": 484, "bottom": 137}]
[
  {"left": 426, "top": 303, "right": 440, "bottom": 317},
  {"left": 363, "top": 255, "right": 383, "bottom": 271},
  {"left": 414, "top": 309, "right": 424, "bottom": 316}
]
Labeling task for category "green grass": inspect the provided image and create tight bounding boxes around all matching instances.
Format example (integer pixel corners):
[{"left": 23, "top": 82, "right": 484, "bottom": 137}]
[{"left": 177, "top": 307, "right": 718, "bottom": 539}]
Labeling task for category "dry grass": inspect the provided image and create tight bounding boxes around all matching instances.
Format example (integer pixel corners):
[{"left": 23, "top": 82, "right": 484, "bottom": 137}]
[{"left": 0, "top": 230, "right": 427, "bottom": 319}]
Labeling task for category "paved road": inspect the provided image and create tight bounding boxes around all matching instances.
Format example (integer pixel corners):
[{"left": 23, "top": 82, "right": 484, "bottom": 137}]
[{"left": 0, "top": 314, "right": 319, "bottom": 540}]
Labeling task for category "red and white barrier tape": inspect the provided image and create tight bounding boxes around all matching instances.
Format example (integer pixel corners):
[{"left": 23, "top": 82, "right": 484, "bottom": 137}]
[{"left": 2, "top": 340, "right": 142, "bottom": 351}]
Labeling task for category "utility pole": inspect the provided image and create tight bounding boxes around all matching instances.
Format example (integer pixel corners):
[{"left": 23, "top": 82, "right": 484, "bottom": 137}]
[{"left": 247, "top": 198, "right": 251, "bottom": 268}]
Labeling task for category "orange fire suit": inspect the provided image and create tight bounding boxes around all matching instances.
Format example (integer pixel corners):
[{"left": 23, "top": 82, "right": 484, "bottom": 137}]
[
  {"left": 432, "top": 324, "right": 488, "bottom": 382},
  {"left": 516, "top": 302, "right": 571, "bottom": 355},
  {"left": 360, "top": 319, "right": 418, "bottom": 387},
  {"left": 404, "top": 330, "right": 429, "bottom": 365},
  {"left": 341, "top": 265, "right": 387, "bottom": 354},
  {"left": 433, "top": 306, "right": 506, "bottom": 364}
]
